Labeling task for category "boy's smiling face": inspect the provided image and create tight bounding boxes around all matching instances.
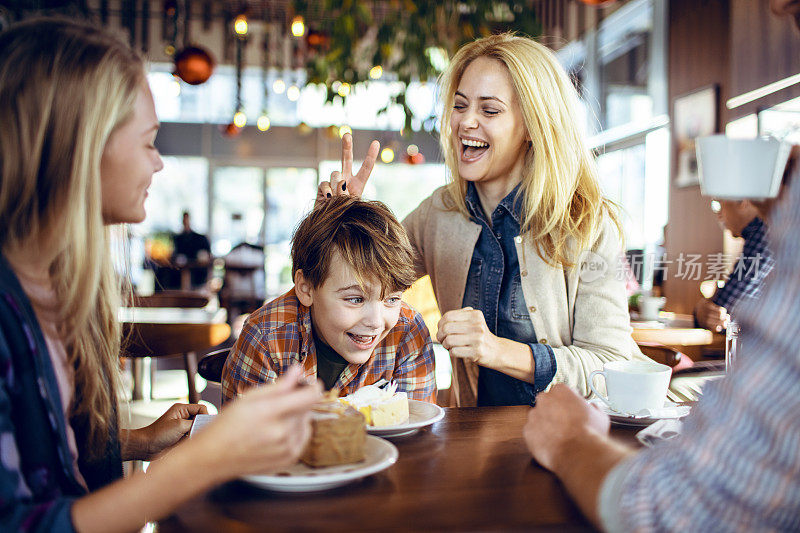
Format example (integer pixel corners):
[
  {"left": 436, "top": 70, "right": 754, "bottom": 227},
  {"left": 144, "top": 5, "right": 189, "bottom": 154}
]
[{"left": 295, "top": 250, "right": 404, "bottom": 364}]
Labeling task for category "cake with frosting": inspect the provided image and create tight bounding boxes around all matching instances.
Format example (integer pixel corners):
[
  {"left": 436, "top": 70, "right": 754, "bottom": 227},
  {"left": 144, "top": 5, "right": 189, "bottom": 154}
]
[
  {"left": 300, "top": 402, "right": 366, "bottom": 468},
  {"left": 340, "top": 382, "right": 410, "bottom": 427}
]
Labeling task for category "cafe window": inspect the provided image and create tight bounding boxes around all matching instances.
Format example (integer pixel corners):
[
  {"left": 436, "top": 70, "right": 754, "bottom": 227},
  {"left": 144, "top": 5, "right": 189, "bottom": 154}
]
[
  {"left": 557, "top": 0, "right": 667, "bottom": 137},
  {"left": 210, "top": 166, "right": 266, "bottom": 258},
  {"left": 148, "top": 65, "right": 436, "bottom": 132},
  {"left": 265, "top": 167, "right": 318, "bottom": 297},
  {"left": 318, "top": 160, "right": 448, "bottom": 221},
  {"left": 557, "top": 0, "right": 669, "bottom": 290},
  {"left": 596, "top": 127, "right": 670, "bottom": 254}
]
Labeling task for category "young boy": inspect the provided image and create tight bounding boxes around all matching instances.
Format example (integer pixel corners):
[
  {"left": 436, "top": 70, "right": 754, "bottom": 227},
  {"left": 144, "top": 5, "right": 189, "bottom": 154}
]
[{"left": 221, "top": 196, "right": 436, "bottom": 403}]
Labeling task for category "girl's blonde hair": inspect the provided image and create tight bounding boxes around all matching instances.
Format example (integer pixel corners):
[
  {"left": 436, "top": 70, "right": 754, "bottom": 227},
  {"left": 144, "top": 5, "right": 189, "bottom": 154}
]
[
  {"left": 439, "top": 33, "right": 621, "bottom": 267},
  {"left": 0, "top": 18, "right": 144, "bottom": 457}
]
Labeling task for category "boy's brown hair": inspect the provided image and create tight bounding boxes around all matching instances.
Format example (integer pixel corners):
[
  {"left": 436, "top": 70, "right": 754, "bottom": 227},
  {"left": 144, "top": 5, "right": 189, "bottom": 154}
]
[{"left": 291, "top": 196, "right": 417, "bottom": 295}]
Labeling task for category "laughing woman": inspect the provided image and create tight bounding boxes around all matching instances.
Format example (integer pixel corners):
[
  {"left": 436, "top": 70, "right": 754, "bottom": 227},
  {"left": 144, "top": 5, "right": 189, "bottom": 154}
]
[
  {"left": 320, "top": 33, "right": 643, "bottom": 407},
  {"left": 0, "top": 18, "right": 320, "bottom": 532}
]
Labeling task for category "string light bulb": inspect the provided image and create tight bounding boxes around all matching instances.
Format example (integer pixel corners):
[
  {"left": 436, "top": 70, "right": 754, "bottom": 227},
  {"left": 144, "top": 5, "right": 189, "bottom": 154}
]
[
  {"left": 287, "top": 85, "right": 300, "bottom": 101},
  {"left": 337, "top": 82, "right": 351, "bottom": 97},
  {"left": 338, "top": 125, "right": 352, "bottom": 138},
  {"left": 273, "top": 79, "right": 286, "bottom": 94},
  {"left": 234, "top": 15, "right": 248, "bottom": 36},
  {"left": 257, "top": 115, "right": 271, "bottom": 132},
  {"left": 291, "top": 16, "right": 305, "bottom": 37},
  {"left": 233, "top": 110, "right": 247, "bottom": 128},
  {"left": 369, "top": 65, "right": 383, "bottom": 80},
  {"left": 380, "top": 147, "right": 395, "bottom": 163}
]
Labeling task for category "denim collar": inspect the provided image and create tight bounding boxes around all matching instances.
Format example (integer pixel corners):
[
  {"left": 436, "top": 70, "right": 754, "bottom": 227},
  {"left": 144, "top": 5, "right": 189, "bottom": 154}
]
[{"left": 464, "top": 181, "right": 523, "bottom": 225}]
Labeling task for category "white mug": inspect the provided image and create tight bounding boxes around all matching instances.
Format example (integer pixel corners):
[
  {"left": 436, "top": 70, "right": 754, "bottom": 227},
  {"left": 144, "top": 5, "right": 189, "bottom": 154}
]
[
  {"left": 589, "top": 360, "right": 671, "bottom": 415},
  {"left": 696, "top": 134, "right": 791, "bottom": 200},
  {"left": 639, "top": 295, "right": 666, "bottom": 321}
]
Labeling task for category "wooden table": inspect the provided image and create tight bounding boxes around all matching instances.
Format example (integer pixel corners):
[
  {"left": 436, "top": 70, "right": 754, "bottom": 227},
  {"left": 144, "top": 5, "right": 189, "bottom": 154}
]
[
  {"left": 631, "top": 312, "right": 724, "bottom": 358},
  {"left": 157, "top": 406, "right": 640, "bottom": 532},
  {"left": 120, "top": 307, "right": 229, "bottom": 402}
]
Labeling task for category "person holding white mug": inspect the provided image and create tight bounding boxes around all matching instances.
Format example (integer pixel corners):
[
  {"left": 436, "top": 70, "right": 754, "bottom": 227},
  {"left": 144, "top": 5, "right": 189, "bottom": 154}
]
[{"left": 522, "top": 3, "right": 800, "bottom": 529}]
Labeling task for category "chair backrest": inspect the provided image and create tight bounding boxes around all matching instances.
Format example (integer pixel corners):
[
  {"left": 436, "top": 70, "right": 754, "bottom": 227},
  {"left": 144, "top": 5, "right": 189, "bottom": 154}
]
[
  {"left": 637, "top": 341, "right": 684, "bottom": 368},
  {"left": 198, "top": 348, "right": 230, "bottom": 383}
]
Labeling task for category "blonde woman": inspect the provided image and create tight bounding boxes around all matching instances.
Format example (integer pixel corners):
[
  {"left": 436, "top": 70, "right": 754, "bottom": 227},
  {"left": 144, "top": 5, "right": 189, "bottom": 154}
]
[
  {"left": 321, "top": 33, "right": 641, "bottom": 406},
  {"left": 0, "top": 18, "right": 320, "bottom": 532}
]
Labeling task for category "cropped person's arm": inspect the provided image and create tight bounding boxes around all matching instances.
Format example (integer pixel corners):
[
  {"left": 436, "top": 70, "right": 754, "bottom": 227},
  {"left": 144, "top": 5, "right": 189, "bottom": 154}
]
[
  {"left": 523, "top": 385, "right": 634, "bottom": 528},
  {"left": 392, "top": 310, "right": 437, "bottom": 403}
]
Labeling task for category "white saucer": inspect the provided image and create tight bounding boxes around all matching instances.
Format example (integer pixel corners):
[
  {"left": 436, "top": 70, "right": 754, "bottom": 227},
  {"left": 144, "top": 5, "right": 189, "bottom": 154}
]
[
  {"left": 589, "top": 399, "right": 691, "bottom": 427},
  {"left": 367, "top": 400, "right": 445, "bottom": 437},
  {"left": 241, "top": 436, "right": 398, "bottom": 492}
]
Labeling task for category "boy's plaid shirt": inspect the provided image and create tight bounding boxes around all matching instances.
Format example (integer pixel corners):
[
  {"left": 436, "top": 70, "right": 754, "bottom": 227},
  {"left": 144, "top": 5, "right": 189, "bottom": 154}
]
[{"left": 222, "top": 289, "right": 437, "bottom": 403}]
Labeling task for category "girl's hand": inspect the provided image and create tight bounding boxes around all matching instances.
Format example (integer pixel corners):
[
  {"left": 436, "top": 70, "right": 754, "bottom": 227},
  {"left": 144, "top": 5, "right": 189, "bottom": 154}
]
[
  {"left": 316, "top": 132, "right": 380, "bottom": 205},
  {"left": 125, "top": 403, "right": 208, "bottom": 461}
]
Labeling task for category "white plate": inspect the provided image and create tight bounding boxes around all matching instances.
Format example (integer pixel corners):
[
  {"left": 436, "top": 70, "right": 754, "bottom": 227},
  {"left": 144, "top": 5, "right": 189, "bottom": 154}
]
[
  {"left": 367, "top": 399, "right": 445, "bottom": 437},
  {"left": 589, "top": 399, "right": 691, "bottom": 428},
  {"left": 241, "top": 436, "right": 398, "bottom": 492}
]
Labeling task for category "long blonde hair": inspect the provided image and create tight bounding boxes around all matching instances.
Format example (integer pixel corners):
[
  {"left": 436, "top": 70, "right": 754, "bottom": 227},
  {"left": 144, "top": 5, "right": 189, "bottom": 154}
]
[
  {"left": 439, "top": 33, "right": 620, "bottom": 268},
  {"left": 0, "top": 18, "right": 144, "bottom": 456}
]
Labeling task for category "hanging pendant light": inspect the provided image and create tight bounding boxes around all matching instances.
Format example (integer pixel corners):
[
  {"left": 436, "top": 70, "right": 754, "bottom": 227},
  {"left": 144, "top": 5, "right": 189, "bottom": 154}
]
[{"left": 173, "top": 45, "right": 215, "bottom": 85}]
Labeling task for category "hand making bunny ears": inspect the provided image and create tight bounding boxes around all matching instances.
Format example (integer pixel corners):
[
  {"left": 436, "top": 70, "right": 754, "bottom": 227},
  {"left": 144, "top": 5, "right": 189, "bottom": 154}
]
[{"left": 315, "top": 132, "right": 380, "bottom": 205}]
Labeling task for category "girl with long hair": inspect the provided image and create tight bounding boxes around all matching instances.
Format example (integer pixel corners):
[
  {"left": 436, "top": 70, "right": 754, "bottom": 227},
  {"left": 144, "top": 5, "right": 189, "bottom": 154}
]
[
  {"left": 321, "top": 33, "right": 643, "bottom": 407},
  {"left": 0, "top": 18, "right": 320, "bottom": 532}
]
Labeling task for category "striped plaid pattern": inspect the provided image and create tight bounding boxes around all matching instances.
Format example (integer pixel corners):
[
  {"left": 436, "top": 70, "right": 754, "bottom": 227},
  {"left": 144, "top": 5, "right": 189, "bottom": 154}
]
[
  {"left": 712, "top": 216, "right": 774, "bottom": 312},
  {"left": 222, "top": 289, "right": 437, "bottom": 404},
  {"left": 602, "top": 173, "right": 800, "bottom": 531}
]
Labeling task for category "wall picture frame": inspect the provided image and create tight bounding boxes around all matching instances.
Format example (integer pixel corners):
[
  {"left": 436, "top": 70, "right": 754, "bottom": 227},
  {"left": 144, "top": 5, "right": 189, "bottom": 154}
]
[{"left": 673, "top": 85, "right": 718, "bottom": 188}]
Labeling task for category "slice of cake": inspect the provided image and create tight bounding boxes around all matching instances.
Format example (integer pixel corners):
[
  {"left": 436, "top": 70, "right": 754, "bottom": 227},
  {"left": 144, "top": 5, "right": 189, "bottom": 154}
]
[
  {"left": 340, "top": 382, "right": 410, "bottom": 427},
  {"left": 300, "top": 402, "right": 366, "bottom": 468}
]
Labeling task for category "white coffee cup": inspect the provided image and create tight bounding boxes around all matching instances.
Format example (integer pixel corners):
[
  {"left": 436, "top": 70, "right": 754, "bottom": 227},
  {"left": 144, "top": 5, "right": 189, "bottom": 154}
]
[
  {"left": 589, "top": 360, "right": 671, "bottom": 415},
  {"left": 696, "top": 134, "right": 791, "bottom": 200},
  {"left": 638, "top": 295, "right": 666, "bottom": 321}
]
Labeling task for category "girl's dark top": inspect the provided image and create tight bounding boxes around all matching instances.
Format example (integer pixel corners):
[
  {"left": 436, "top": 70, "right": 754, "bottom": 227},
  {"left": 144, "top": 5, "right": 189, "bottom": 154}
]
[{"left": 0, "top": 254, "right": 122, "bottom": 532}]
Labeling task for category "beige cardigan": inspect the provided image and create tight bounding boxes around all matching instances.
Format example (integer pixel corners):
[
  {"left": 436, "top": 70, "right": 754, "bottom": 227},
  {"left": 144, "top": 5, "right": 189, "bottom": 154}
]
[{"left": 403, "top": 186, "right": 644, "bottom": 407}]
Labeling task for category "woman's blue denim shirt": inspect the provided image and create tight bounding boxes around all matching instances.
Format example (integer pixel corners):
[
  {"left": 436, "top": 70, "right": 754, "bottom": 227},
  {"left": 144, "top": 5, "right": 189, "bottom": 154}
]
[{"left": 462, "top": 183, "right": 556, "bottom": 406}]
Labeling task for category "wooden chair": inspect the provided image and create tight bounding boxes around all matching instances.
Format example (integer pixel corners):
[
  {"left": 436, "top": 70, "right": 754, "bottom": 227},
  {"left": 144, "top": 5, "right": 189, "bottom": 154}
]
[
  {"left": 123, "top": 322, "right": 231, "bottom": 403},
  {"left": 198, "top": 348, "right": 230, "bottom": 384},
  {"left": 637, "top": 341, "right": 685, "bottom": 369}
]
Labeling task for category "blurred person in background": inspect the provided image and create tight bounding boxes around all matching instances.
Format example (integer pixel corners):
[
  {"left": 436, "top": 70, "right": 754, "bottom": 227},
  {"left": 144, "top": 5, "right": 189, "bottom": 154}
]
[
  {"left": 694, "top": 199, "right": 773, "bottom": 332},
  {"left": 522, "top": 3, "right": 800, "bottom": 529}
]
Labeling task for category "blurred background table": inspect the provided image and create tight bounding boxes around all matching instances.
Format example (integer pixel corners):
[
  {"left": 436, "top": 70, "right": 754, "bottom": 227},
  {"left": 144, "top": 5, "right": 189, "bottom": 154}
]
[
  {"left": 157, "top": 406, "right": 640, "bottom": 532},
  {"left": 120, "top": 306, "right": 229, "bottom": 403},
  {"left": 632, "top": 312, "right": 725, "bottom": 360}
]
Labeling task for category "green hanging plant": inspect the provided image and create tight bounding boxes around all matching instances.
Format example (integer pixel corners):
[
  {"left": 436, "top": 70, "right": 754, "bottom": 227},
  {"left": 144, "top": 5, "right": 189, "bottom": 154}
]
[{"left": 294, "top": 0, "right": 541, "bottom": 134}]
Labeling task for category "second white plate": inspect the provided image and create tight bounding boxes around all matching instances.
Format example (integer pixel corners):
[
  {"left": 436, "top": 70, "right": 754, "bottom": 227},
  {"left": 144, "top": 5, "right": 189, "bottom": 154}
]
[{"left": 367, "top": 399, "right": 445, "bottom": 437}]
